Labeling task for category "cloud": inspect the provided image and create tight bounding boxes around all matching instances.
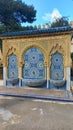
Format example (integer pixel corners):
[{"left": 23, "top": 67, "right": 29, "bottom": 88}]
[{"left": 42, "top": 8, "right": 62, "bottom": 22}]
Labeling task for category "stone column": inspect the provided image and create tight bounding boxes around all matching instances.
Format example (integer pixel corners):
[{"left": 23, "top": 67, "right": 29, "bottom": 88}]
[
  {"left": 19, "top": 67, "right": 22, "bottom": 86},
  {"left": 44, "top": 61, "right": 49, "bottom": 88},
  {"left": 66, "top": 67, "right": 70, "bottom": 91},
  {"left": 66, "top": 67, "right": 71, "bottom": 98},
  {"left": 47, "top": 66, "right": 49, "bottom": 88},
  {"left": 3, "top": 67, "right": 7, "bottom": 86},
  {"left": 44, "top": 66, "right": 47, "bottom": 80}
]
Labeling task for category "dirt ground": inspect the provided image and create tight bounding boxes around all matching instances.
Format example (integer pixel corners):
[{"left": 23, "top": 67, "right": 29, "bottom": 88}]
[{"left": 0, "top": 97, "right": 73, "bottom": 130}]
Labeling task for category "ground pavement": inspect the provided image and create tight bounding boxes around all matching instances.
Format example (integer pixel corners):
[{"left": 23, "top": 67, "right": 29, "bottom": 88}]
[
  {"left": 0, "top": 97, "right": 73, "bottom": 130},
  {"left": 0, "top": 80, "right": 73, "bottom": 130}
]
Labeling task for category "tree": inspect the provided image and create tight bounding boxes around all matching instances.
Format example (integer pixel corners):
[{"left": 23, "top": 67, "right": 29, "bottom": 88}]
[
  {"left": 51, "top": 17, "right": 70, "bottom": 28},
  {"left": 0, "top": 0, "right": 36, "bottom": 32}
]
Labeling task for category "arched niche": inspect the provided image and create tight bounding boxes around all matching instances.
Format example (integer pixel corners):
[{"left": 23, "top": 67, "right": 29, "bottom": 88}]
[
  {"left": 8, "top": 53, "right": 18, "bottom": 79},
  {"left": 20, "top": 44, "right": 47, "bottom": 67},
  {"left": 22, "top": 47, "right": 45, "bottom": 79},
  {"left": 50, "top": 51, "right": 64, "bottom": 80}
]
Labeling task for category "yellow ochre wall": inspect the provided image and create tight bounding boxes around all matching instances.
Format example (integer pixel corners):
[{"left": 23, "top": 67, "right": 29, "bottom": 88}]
[{"left": 2, "top": 33, "right": 71, "bottom": 80}]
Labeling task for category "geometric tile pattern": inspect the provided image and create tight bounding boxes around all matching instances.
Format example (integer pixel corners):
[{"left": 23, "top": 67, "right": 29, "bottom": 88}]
[
  {"left": 22, "top": 47, "right": 45, "bottom": 79},
  {"left": 50, "top": 52, "right": 64, "bottom": 80},
  {"left": 8, "top": 54, "right": 18, "bottom": 79}
]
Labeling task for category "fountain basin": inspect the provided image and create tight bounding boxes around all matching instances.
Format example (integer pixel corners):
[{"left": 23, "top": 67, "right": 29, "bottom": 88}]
[{"left": 22, "top": 79, "right": 46, "bottom": 87}]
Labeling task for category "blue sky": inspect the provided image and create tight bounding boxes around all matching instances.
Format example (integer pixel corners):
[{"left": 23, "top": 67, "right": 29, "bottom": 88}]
[{"left": 22, "top": 0, "right": 73, "bottom": 26}]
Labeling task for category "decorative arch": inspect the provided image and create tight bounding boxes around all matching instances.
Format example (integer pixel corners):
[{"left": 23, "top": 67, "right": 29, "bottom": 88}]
[
  {"left": 5, "top": 46, "right": 18, "bottom": 79},
  {"left": 50, "top": 51, "right": 64, "bottom": 80},
  {"left": 49, "top": 44, "right": 65, "bottom": 67},
  {"left": 5, "top": 46, "right": 18, "bottom": 67},
  {"left": 8, "top": 53, "right": 18, "bottom": 79},
  {"left": 49, "top": 44, "right": 65, "bottom": 56},
  {"left": 22, "top": 47, "right": 45, "bottom": 79},
  {"left": 20, "top": 44, "right": 47, "bottom": 66}
]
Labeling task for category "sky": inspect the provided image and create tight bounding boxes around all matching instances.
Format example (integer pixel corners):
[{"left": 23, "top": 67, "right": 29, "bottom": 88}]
[{"left": 22, "top": 0, "right": 73, "bottom": 26}]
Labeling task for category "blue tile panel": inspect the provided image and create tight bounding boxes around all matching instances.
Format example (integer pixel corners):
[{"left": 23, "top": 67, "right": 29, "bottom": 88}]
[
  {"left": 50, "top": 52, "right": 64, "bottom": 80},
  {"left": 8, "top": 54, "right": 18, "bottom": 79},
  {"left": 22, "top": 47, "right": 45, "bottom": 79}
]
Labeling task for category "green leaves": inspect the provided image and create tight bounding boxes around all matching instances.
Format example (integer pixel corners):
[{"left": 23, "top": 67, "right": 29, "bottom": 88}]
[
  {"left": 51, "top": 17, "right": 70, "bottom": 28},
  {"left": 0, "top": 0, "right": 36, "bottom": 32}
]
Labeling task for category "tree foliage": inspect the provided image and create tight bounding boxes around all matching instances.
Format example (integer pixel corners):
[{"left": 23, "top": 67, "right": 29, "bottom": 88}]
[
  {"left": 0, "top": 0, "right": 36, "bottom": 51},
  {"left": 51, "top": 17, "right": 70, "bottom": 28},
  {"left": 0, "top": 0, "right": 36, "bottom": 32}
]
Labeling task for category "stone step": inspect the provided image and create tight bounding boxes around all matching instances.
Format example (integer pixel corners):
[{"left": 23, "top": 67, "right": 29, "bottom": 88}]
[{"left": 0, "top": 86, "right": 67, "bottom": 98}]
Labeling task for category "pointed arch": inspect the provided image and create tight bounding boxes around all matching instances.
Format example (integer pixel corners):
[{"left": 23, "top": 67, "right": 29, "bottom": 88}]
[
  {"left": 49, "top": 44, "right": 65, "bottom": 56},
  {"left": 8, "top": 53, "right": 18, "bottom": 79},
  {"left": 49, "top": 44, "right": 65, "bottom": 67},
  {"left": 22, "top": 47, "right": 45, "bottom": 79},
  {"left": 20, "top": 44, "right": 47, "bottom": 66},
  {"left": 50, "top": 51, "right": 64, "bottom": 80},
  {"left": 5, "top": 46, "right": 18, "bottom": 67},
  {"left": 5, "top": 46, "right": 18, "bottom": 78}
]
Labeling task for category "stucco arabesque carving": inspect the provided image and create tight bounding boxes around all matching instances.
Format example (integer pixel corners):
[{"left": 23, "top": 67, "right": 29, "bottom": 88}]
[
  {"left": 6, "top": 46, "right": 17, "bottom": 67},
  {"left": 49, "top": 44, "right": 65, "bottom": 67}
]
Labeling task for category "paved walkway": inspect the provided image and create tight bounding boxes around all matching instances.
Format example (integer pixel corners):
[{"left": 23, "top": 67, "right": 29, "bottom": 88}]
[
  {"left": 0, "top": 82, "right": 73, "bottom": 130},
  {"left": 0, "top": 97, "right": 73, "bottom": 130}
]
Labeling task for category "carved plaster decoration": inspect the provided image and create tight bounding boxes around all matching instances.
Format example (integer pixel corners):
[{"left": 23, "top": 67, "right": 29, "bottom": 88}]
[
  {"left": 48, "top": 44, "right": 65, "bottom": 68},
  {"left": 6, "top": 46, "right": 18, "bottom": 67},
  {"left": 7, "top": 46, "right": 16, "bottom": 56},
  {"left": 49, "top": 44, "right": 65, "bottom": 56}
]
